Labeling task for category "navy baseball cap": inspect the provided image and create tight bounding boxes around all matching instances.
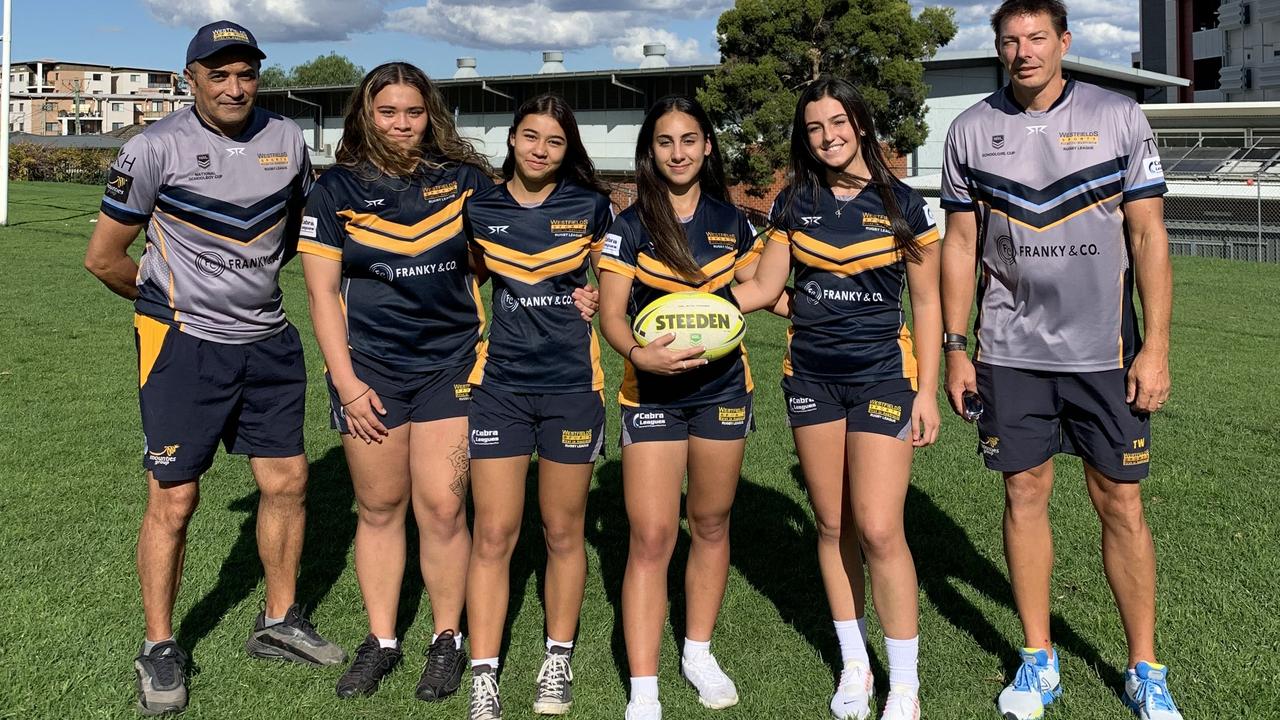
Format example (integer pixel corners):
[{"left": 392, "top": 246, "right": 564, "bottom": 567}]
[{"left": 185, "top": 20, "right": 266, "bottom": 66}]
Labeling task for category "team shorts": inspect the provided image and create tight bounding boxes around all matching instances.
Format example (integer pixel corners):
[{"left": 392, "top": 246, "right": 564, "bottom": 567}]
[
  {"left": 975, "top": 361, "right": 1152, "bottom": 482},
  {"left": 467, "top": 386, "right": 605, "bottom": 464},
  {"left": 326, "top": 354, "right": 472, "bottom": 434},
  {"left": 782, "top": 376, "right": 915, "bottom": 439},
  {"left": 134, "top": 314, "right": 306, "bottom": 483},
  {"left": 619, "top": 394, "right": 754, "bottom": 446}
]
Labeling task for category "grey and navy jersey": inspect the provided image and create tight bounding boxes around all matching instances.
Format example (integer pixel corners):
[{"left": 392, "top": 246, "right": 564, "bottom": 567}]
[
  {"left": 100, "top": 106, "right": 312, "bottom": 344},
  {"left": 941, "top": 79, "right": 1166, "bottom": 372}
]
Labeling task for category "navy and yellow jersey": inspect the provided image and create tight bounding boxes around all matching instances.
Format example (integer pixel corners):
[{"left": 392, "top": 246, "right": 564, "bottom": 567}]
[
  {"left": 767, "top": 182, "right": 939, "bottom": 386},
  {"left": 465, "top": 180, "right": 614, "bottom": 393},
  {"left": 599, "top": 194, "right": 763, "bottom": 408},
  {"left": 99, "top": 106, "right": 312, "bottom": 344},
  {"left": 297, "top": 161, "right": 491, "bottom": 372}
]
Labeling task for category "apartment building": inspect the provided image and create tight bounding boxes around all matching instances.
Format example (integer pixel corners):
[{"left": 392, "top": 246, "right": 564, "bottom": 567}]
[{"left": 7, "top": 60, "right": 190, "bottom": 135}]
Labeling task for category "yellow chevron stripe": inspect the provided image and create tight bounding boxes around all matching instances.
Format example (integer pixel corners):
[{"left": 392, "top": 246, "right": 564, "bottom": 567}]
[
  {"left": 473, "top": 234, "right": 592, "bottom": 270},
  {"left": 339, "top": 193, "right": 469, "bottom": 239},
  {"left": 482, "top": 249, "right": 590, "bottom": 285},
  {"left": 791, "top": 230, "right": 897, "bottom": 262},
  {"left": 791, "top": 242, "right": 900, "bottom": 277},
  {"left": 346, "top": 212, "right": 465, "bottom": 256},
  {"left": 598, "top": 256, "right": 635, "bottom": 278}
]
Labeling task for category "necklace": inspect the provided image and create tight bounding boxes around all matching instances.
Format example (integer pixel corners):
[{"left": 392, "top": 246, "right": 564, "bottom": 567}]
[{"left": 833, "top": 191, "right": 857, "bottom": 218}]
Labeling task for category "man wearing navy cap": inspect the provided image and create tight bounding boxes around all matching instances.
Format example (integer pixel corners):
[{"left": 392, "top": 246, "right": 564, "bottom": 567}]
[{"left": 85, "top": 20, "right": 344, "bottom": 716}]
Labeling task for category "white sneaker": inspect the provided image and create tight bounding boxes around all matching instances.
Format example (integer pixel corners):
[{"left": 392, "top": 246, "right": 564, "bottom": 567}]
[
  {"left": 830, "top": 660, "right": 874, "bottom": 720},
  {"left": 624, "top": 695, "right": 662, "bottom": 720},
  {"left": 997, "top": 648, "right": 1061, "bottom": 720},
  {"left": 1123, "top": 662, "right": 1183, "bottom": 720},
  {"left": 879, "top": 684, "right": 919, "bottom": 720},
  {"left": 681, "top": 651, "right": 739, "bottom": 709}
]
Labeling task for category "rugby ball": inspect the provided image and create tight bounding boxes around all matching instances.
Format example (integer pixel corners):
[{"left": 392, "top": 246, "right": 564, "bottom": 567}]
[{"left": 632, "top": 291, "right": 745, "bottom": 361}]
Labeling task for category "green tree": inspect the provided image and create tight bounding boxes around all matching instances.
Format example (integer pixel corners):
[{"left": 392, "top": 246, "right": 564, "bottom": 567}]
[
  {"left": 289, "top": 53, "right": 366, "bottom": 87},
  {"left": 699, "top": 0, "right": 957, "bottom": 193},
  {"left": 258, "top": 64, "right": 290, "bottom": 89}
]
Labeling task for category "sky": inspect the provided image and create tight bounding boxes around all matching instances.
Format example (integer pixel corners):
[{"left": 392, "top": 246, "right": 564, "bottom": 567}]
[{"left": 9, "top": 1, "right": 1143, "bottom": 78}]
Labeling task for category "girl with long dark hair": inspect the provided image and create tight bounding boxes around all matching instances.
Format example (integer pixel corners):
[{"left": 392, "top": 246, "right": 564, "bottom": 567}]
[
  {"left": 461, "top": 93, "right": 613, "bottom": 720},
  {"left": 598, "top": 95, "right": 763, "bottom": 720},
  {"left": 733, "top": 75, "right": 941, "bottom": 720},
  {"left": 299, "top": 61, "right": 492, "bottom": 702}
]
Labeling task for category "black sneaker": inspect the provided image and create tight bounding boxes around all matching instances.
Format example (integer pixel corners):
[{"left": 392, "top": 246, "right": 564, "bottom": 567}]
[
  {"left": 245, "top": 603, "right": 346, "bottom": 666},
  {"left": 533, "top": 645, "right": 574, "bottom": 715},
  {"left": 416, "top": 629, "right": 466, "bottom": 701},
  {"left": 470, "top": 665, "right": 503, "bottom": 720},
  {"left": 134, "top": 640, "right": 188, "bottom": 716},
  {"left": 336, "top": 635, "right": 402, "bottom": 699}
]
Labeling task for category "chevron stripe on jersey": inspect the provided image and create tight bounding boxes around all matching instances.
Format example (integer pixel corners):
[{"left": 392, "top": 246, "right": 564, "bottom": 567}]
[
  {"left": 941, "top": 78, "right": 1167, "bottom": 372},
  {"left": 155, "top": 184, "right": 294, "bottom": 244},
  {"left": 473, "top": 232, "right": 593, "bottom": 286},
  {"left": 962, "top": 157, "right": 1128, "bottom": 231},
  {"left": 337, "top": 193, "right": 469, "bottom": 256}
]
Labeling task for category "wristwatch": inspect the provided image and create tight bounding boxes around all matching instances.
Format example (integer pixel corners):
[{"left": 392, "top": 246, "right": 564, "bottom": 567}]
[{"left": 943, "top": 332, "right": 968, "bottom": 353}]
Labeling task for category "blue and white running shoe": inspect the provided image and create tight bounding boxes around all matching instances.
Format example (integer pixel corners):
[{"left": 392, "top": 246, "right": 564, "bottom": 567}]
[
  {"left": 1124, "top": 662, "right": 1183, "bottom": 720},
  {"left": 996, "top": 648, "right": 1061, "bottom": 720}
]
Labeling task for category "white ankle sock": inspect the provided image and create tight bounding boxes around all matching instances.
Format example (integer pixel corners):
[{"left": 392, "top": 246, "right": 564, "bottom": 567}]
[
  {"left": 630, "top": 675, "right": 659, "bottom": 700},
  {"left": 834, "top": 617, "right": 870, "bottom": 665},
  {"left": 683, "top": 637, "right": 711, "bottom": 660},
  {"left": 142, "top": 636, "right": 174, "bottom": 654},
  {"left": 885, "top": 635, "right": 919, "bottom": 690},
  {"left": 472, "top": 657, "right": 500, "bottom": 670},
  {"left": 376, "top": 636, "right": 399, "bottom": 650},
  {"left": 547, "top": 637, "right": 574, "bottom": 651},
  {"left": 432, "top": 632, "right": 464, "bottom": 650}
]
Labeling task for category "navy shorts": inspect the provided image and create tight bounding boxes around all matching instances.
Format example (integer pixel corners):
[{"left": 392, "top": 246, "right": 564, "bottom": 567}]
[
  {"left": 326, "top": 353, "right": 472, "bottom": 434},
  {"left": 468, "top": 386, "right": 605, "bottom": 464},
  {"left": 975, "top": 361, "right": 1152, "bottom": 482},
  {"left": 134, "top": 315, "right": 306, "bottom": 483},
  {"left": 619, "top": 394, "right": 753, "bottom": 446},
  {"left": 782, "top": 376, "right": 915, "bottom": 439}
]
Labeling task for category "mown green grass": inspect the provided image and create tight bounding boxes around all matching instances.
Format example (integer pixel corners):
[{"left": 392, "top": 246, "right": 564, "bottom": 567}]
[{"left": 0, "top": 180, "right": 1276, "bottom": 719}]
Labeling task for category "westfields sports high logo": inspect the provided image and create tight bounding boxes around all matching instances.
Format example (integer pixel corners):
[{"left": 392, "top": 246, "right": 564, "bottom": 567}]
[{"left": 211, "top": 27, "right": 251, "bottom": 43}]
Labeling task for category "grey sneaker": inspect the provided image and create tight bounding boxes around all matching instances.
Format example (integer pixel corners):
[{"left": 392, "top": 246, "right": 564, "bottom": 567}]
[
  {"left": 470, "top": 665, "right": 503, "bottom": 720},
  {"left": 134, "top": 641, "right": 188, "bottom": 716},
  {"left": 244, "top": 604, "right": 346, "bottom": 666},
  {"left": 533, "top": 646, "right": 574, "bottom": 715}
]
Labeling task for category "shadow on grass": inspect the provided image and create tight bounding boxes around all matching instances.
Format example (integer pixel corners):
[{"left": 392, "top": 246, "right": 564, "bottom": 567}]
[
  {"left": 175, "top": 447, "right": 356, "bottom": 653},
  {"left": 904, "top": 484, "right": 1126, "bottom": 698}
]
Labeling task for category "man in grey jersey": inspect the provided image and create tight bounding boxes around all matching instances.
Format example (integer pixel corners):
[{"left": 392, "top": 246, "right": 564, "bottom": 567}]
[
  {"left": 84, "top": 20, "right": 343, "bottom": 716},
  {"left": 940, "top": 2, "right": 1181, "bottom": 720}
]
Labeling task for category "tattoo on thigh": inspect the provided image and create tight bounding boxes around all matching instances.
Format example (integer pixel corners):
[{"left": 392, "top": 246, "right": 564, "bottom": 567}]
[{"left": 448, "top": 440, "right": 469, "bottom": 497}]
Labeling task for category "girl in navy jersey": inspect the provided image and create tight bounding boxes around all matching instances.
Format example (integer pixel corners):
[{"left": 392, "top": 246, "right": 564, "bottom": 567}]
[
  {"left": 462, "top": 94, "right": 613, "bottom": 720},
  {"left": 299, "top": 62, "right": 493, "bottom": 702},
  {"left": 733, "top": 76, "right": 941, "bottom": 720},
  {"left": 598, "top": 96, "right": 762, "bottom": 720}
]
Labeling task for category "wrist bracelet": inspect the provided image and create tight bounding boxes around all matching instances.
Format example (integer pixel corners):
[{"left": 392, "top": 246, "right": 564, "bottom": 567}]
[
  {"left": 627, "top": 344, "right": 640, "bottom": 363},
  {"left": 341, "top": 386, "right": 371, "bottom": 406},
  {"left": 943, "top": 332, "right": 968, "bottom": 352}
]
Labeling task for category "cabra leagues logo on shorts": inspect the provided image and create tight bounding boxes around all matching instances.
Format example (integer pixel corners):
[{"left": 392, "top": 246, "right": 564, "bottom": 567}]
[
  {"left": 471, "top": 429, "right": 499, "bottom": 446},
  {"left": 631, "top": 410, "right": 666, "bottom": 429}
]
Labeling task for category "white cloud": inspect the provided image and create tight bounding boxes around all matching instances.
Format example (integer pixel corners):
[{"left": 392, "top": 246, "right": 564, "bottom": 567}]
[
  {"left": 925, "top": 0, "right": 1143, "bottom": 65},
  {"left": 141, "top": 0, "right": 389, "bottom": 42},
  {"left": 612, "top": 28, "right": 706, "bottom": 65}
]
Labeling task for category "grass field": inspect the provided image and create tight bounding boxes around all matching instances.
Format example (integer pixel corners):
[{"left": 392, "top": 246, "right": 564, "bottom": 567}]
[{"left": 0, "top": 180, "right": 1277, "bottom": 719}]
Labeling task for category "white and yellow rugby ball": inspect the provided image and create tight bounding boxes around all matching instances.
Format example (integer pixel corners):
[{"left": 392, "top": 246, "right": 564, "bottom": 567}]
[{"left": 632, "top": 291, "right": 745, "bottom": 361}]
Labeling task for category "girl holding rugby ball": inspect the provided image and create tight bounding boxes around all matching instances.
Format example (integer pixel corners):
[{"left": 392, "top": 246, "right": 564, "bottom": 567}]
[
  {"left": 462, "top": 94, "right": 613, "bottom": 720},
  {"left": 733, "top": 76, "right": 941, "bottom": 720},
  {"left": 598, "top": 95, "right": 763, "bottom": 720}
]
